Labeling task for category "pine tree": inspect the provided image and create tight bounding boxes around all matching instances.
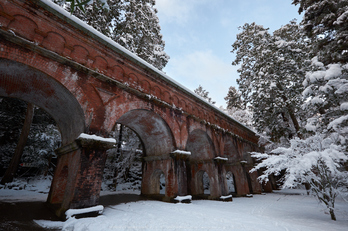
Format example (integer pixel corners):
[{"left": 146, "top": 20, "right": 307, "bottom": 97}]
[
  {"left": 250, "top": 1, "right": 348, "bottom": 221},
  {"left": 113, "top": 0, "right": 169, "bottom": 70},
  {"left": 231, "top": 20, "right": 312, "bottom": 142},
  {"left": 52, "top": 0, "right": 169, "bottom": 70},
  {"left": 194, "top": 85, "right": 216, "bottom": 105},
  {"left": 224, "top": 86, "right": 243, "bottom": 110},
  {"left": 0, "top": 98, "right": 61, "bottom": 183},
  {"left": 292, "top": 0, "right": 348, "bottom": 65},
  {"left": 103, "top": 124, "right": 143, "bottom": 190}
]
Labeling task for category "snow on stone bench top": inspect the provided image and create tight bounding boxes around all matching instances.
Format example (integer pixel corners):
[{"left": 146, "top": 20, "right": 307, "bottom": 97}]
[
  {"left": 172, "top": 150, "right": 191, "bottom": 155},
  {"left": 65, "top": 205, "right": 104, "bottom": 219},
  {"left": 220, "top": 195, "right": 232, "bottom": 199},
  {"left": 77, "top": 133, "right": 116, "bottom": 144},
  {"left": 214, "top": 157, "right": 228, "bottom": 161},
  {"left": 174, "top": 195, "right": 192, "bottom": 202}
]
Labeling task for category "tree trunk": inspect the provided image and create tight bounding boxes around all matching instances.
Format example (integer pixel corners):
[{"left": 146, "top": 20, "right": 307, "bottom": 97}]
[
  {"left": 117, "top": 124, "right": 123, "bottom": 154},
  {"left": 329, "top": 208, "right": 336, "bottom": 221},
  {"left": 1, "top": 103, "right": 34, "bottom": 185},
  {"left": 276, "top": 83, "right": 302, "bottom": 139}
]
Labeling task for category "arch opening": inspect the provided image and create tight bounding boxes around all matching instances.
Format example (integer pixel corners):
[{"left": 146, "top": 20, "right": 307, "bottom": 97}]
[
  {"left": 103, "top": 124, "right": 143, "bottom": 192},
  {"left": 194, "top": 170, "right": 211, "bottom": 197},
  {"left": 0, "top": 96, "right": 61, "bottom": 187},
  {"left": 116, "top": 109, "right": 175, "bottom": 156},
  {"left": 103, "top": 109, "right": 174, "bottom": 198},
  {"left": 0, "top": 59, "right": 85, "bottom": 145},
  {"left": 226, "top": 171, "right": 236, "bottom": 195},
  {"left": 149, "top": 169, "right": 166, "bottom": 195}
]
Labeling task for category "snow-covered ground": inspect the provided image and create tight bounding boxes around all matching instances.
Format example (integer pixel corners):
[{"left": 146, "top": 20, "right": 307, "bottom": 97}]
[{"left": 1, "top": 182, "right": 347, "bottom": 231}]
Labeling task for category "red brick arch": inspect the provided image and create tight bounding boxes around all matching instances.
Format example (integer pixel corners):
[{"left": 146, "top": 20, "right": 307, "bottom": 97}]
[
  {"left": 0, "top": 58, "right": 85, "bottom": 145},
  {"left": 0, "top": 0, "right": 262, "bottom": 218},
  {"left": 116, "top": 109, "right": 175, "bottom": 156}
]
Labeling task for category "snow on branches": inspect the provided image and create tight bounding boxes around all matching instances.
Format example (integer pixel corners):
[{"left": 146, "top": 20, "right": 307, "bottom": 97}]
[{"left": 251, "top": 134, "right": 348, "bottom": 220}]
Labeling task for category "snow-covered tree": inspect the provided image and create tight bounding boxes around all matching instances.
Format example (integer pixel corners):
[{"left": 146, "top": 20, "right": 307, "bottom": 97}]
[
  {"left": 194, "top": 85, "right": 216, "bottom": 105},
  {"left": 250, "top": 2, "right": 348, "bottom": 220},
  {"left": 292, "top": 0, "right": 348, "bottom": 65},
  {"left": 303, "top": 58, "right": 348, "bottom": 140},
  {"left": 0, "top": 98, "right": 61, "bottom": 184},
  {"left": 220, "top": 106, "right": 254, "bottom": 129},
  {"left": 231, "top": 20, "right": 312, "bottom": 142},
  {"left": 224, "top": 86, "right": 243, "bottom": 110},
  {"left": 251, "top": 134, "right": 348, "bottom": 220},
  {"left": 52, "top": 0, "right": 169, "bottom": 70},
  {"left": 103, "top": 124, "right": 143, "bottom": 191},
  {"left": 113, "top": 0, "right": 169, "bottom": 70}
]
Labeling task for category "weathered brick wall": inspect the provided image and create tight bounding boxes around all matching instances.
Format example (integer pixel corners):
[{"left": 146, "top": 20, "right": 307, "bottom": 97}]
[
  {"left": 0, "top": 0, "right": 258, "bottom": 146},
  {"left": 0, "top": 0, "right": 265, "bottom": 218}
]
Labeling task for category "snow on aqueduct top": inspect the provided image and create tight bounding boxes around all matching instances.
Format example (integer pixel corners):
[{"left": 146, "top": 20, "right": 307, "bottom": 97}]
[{"left": 38, "top": 0, "right": 254, "bottom": 133}]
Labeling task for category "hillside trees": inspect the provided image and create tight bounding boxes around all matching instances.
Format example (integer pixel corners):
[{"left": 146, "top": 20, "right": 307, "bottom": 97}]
[
  {"left": 103, "top": 124, "right": 143, "bottom": 190},
  {"left": 231, "top": 20, "right": 312, "bottom": 142},
  {"left": 52, "top": 0, "right": 169, "bottom": 70},
  {"left": 224, "top": 86, "right": 243, "bottom": 110},
  {"left": 0, "top": 98, "right": 61, "bottom": 184},
  {"left": 194, "top": 85, "right": 216, "bottom": 105},
  {"left": 246, "top": 1, "right": 348, "bottom": 221},
  {"left": 292, "top": 0, "right": 348, "bottom": 65}
]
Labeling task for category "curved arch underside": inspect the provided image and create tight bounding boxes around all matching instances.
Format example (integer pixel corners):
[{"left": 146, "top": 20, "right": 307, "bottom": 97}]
[
  {"left": 186, "top": 129, "right": 216, "bottom": 160},
  {"left": 0, "top": 58, "right": 85, "bottom": 145},
  {"left": 117, "top": 109, "right": 175, "bottom": 156}
]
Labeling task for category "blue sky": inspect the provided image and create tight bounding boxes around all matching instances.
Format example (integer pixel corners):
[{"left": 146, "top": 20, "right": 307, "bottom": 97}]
[{"left": 155, "top": 0, "right": 302, "bottom": 107}]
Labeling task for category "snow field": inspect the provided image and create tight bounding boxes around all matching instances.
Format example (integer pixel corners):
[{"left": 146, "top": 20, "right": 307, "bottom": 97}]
[{"left": 31, "top": 189, "right": 348, "bottom": 231}]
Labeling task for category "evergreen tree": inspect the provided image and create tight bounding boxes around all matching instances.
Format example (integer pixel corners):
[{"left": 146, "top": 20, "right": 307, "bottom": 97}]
[
  {"left": 194, "top": 85, "right": 216, "bottom": 105},
  {"left": 250, "top": 1, "right": 348, "bottom": 221},
  {"left": 114, "top": 0, "right": 169, "bottom": 70},
  {"left": 231, "top": 20, "right": 312, "bottom": 142},
  {"left": 103, "top": 124, "right": 143, "bottom": 191},
  {"left": 0, "top": 98, "right": 61, "bottom": 183},
  {"left": 224, "top": 86, "right": 243, "bottom": 110},
  {"left": 292, "top": 0, "right": 348, "bottom": 65},
  {"left": 220, "top": 106, "right": 254, "bottom": 129},
  {"left": 52, "top": 0, "right": 169, "bottom": 70}
]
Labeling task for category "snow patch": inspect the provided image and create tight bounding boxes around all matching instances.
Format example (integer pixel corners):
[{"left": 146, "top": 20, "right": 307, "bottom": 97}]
[
  {"left": 172, "top": 150, "right": 191, "bottom": 155},
  {"left": 174, "top": 195, "right": 192, "bottom": 202},
  {"left": 324, "top": 64, "right": 342, "bottom": 80},
  {"left": 65, "top": 205, "right": 104, "bottom": 219},
  {"left": 220, "top": 195, "right": 232, "bottom": 199},
  {"left": 340, "top": 102, "right": 348, "bottom": 111},
  {"left": 78, "top": 133, "right": 116, "bottom": 144},
  {"left": 214, "top": 157, "right": 228, "bottom": 161}
]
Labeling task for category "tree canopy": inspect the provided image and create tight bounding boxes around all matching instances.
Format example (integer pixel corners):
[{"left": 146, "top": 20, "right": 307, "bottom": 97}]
[
  {"left": 231, "top": 20, "right": 312, "bottom": 142},
  {"left": 52, "top": 0, "right": 169, "bottom": 70}
]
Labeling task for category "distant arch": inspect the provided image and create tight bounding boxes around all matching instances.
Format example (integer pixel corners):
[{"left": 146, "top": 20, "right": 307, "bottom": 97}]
[
  {"left": 116, "top": 109, "right": 175, "bottom": 156},
  {"left": 226, "top": 171, "right": 236, "bottom": 194}
]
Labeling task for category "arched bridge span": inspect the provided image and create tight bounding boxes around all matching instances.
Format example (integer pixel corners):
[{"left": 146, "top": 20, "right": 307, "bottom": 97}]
[{"left": 0, "top": 0, "right": 271, "bottom": 218}]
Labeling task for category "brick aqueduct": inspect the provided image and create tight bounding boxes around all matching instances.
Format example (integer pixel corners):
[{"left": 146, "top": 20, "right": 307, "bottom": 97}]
[{"left": 0, "top": 0, "right": 271, "bottom": 218}]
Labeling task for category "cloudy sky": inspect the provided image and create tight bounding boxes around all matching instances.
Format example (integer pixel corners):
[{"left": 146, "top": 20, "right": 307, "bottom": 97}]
[{"left": 155, "top": 0, "right": 302, "bottom": 107}]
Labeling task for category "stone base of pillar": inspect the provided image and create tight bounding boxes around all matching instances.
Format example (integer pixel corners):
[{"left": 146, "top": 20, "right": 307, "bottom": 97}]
[{"left": 47, "top": 134, "right": 115, "bottom": 219}]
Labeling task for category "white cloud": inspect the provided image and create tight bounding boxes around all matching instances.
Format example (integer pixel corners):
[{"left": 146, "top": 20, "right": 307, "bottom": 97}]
[
  {"left": 156, "top": 0, "right": 209, "bottom": 24},
  {"left": 163, "top": 50, "right": 239, "bottom": 107}
]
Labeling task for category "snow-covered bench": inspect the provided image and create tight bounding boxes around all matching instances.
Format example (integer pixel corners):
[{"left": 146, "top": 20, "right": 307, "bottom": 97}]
[
  {"left": 174, "top": 195, "right": 192, "bottom": 203},
  {"left": 65, "top": 205, "right": 104, "bottom": 219}
]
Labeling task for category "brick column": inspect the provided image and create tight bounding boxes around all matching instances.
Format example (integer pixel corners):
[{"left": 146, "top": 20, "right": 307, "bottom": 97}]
[
  {"left": 170, "top": 152, "right": 190, "bottom": 197},
  {"left": 214, "top": 158, "right": 228, "bottom": 197},
  {"left": 47, "top": 135, "right": 115, "bottom": 219}
]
